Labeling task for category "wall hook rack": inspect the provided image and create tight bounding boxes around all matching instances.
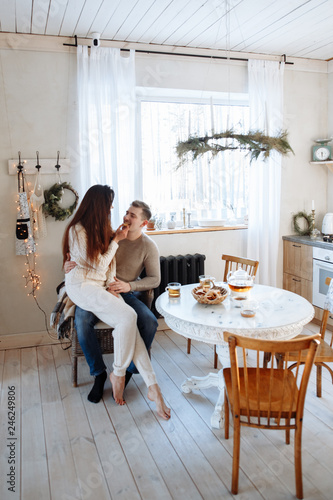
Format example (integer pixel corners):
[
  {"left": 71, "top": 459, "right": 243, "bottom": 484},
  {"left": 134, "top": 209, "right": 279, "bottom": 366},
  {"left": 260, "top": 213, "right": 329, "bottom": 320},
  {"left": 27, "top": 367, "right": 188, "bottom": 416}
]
[
  {"left": 17, "top": 151, "right": 25, "bottom": 192},
  {"left": 55, "top": 151, "right": 62, "bottom": 183},
  {"left": 17, "top": 151, "right": 23, "bottom": 172},
  {"left": 8, "top": 156, "right": 70, "bottom": 175},
  {"left": 55, "top": 151, "right": 61, "bottom": 171},
  {"left": 35, "top": 151, "right": 41, "bottom": 171}
]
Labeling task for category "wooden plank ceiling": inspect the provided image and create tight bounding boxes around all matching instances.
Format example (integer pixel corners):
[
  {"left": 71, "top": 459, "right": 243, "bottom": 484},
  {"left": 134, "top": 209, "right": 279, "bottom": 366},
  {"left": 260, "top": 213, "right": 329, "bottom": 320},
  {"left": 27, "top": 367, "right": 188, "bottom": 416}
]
[{"left": 0, "top": 0, "right": 332, "bottom": 60}]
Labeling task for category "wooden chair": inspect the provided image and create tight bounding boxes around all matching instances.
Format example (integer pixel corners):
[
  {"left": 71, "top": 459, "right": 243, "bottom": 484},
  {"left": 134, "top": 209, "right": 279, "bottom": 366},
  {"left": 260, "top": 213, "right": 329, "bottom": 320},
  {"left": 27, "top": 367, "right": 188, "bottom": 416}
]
[
  {"left": 288, "top": 277, "right": 333, "bottom": 397},
  {"left": 186, "top": 255, "right": 259, "bottom": 368},
  {"left": 223, "top": 331, "right": 320, "bottom": 499},
  {"left": 214, "top": 255, "right": 259, "bottom": 368},
  {"left": 71, "top": 289, "right": 154, "bottom": 387},
  {"left": 221, "top": 254, "right": 259, "bottom": 284}
]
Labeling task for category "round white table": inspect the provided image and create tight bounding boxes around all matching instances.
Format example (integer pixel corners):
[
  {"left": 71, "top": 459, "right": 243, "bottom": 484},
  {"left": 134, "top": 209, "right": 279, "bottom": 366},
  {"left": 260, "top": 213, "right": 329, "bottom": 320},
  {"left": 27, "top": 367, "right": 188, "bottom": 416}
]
[{"left": 156, "top": 283, "right": 315, "bottom": 428}]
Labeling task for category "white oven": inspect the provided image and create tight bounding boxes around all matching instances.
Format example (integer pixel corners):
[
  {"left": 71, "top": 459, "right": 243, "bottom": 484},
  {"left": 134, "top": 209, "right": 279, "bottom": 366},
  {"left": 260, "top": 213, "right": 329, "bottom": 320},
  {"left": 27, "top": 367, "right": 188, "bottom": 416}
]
[{"left": 313, "top": 246, "right": 333, "bottom": 308}]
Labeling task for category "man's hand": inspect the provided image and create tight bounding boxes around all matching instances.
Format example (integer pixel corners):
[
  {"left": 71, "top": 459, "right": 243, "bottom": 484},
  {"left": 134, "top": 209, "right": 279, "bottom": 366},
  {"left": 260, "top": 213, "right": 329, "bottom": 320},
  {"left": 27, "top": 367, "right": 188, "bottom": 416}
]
[{"left": 107, "top": 277, "right": 131, "bottom": 294}]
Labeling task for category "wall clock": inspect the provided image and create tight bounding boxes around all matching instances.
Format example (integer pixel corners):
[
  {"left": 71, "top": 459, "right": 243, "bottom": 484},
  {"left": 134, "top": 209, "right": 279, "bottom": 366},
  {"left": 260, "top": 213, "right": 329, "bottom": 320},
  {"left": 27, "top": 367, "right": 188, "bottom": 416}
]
[{"left": 312, "top": 138, "right": 332, "bottom": 161}]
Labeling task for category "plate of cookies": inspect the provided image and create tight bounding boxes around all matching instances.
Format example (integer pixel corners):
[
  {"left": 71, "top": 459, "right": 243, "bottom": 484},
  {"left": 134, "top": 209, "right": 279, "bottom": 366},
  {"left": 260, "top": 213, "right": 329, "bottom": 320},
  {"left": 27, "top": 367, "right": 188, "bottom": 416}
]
[{"left": 191, "top": 285, "right": 228, "bottom": 305}]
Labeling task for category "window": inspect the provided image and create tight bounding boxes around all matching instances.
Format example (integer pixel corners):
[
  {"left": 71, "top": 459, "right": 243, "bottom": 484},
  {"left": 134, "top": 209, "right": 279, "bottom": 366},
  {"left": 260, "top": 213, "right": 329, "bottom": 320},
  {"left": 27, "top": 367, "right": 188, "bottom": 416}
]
[{"left": 137, "top": 89, "right": 250, "bottom": 225}]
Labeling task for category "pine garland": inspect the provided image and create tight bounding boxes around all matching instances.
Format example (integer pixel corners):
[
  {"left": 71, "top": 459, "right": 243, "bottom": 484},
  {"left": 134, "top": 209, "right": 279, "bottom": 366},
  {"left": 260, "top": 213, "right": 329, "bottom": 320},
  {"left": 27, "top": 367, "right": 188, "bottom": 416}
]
[{"left": 176, "top": 129, "right": 294, "bottom": 166}]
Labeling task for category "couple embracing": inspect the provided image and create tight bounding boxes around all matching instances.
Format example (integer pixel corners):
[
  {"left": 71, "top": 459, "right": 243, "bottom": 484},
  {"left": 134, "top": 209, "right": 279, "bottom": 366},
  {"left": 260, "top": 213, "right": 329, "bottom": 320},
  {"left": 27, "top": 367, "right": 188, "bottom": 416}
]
[{"left": 62, "top": 185, "right": 170, "bottom": 420}]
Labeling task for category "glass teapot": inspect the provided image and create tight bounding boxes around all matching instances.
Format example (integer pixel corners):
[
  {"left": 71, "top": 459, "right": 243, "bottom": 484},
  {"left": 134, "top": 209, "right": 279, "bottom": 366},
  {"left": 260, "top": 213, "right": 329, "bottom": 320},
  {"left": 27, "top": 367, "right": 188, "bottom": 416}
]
[{"left": 227, "top": 268, "right": 254, "bottom": 301}]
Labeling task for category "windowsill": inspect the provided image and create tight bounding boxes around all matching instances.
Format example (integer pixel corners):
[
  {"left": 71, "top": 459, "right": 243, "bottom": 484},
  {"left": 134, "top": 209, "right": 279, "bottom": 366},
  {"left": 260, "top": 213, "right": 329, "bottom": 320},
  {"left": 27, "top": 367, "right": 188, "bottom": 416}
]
[{"left": 144, "top": 224, "right": 247, "bottom": 235}]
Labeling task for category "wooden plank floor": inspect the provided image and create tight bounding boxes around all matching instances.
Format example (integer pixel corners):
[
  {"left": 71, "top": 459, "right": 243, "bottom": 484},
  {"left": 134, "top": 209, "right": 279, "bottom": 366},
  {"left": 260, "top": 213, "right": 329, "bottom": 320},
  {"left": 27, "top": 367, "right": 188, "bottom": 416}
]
[{"left": 0, "top": 322, "right": 332, "bottom": 500}]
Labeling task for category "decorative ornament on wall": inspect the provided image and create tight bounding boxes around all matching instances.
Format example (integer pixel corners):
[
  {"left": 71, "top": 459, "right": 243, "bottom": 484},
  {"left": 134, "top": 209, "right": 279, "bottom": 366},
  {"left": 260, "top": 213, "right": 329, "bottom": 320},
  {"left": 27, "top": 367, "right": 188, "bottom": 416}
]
[
  {"left": 176, "top": 129, "right": 294, "bottom": 167},
  {"left": 292, "top": 211, "right": 313, "bottom": 236},
  {"left": 43, "top": 182, "right": 79, "bottom": 221}
]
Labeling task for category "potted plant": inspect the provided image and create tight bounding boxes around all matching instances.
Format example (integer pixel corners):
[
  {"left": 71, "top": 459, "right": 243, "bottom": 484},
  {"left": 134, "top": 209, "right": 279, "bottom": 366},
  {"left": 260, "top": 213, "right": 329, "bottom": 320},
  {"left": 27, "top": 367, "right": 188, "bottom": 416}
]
[{"left": 147, "top": 218, "right": 156, "bottom": 230}]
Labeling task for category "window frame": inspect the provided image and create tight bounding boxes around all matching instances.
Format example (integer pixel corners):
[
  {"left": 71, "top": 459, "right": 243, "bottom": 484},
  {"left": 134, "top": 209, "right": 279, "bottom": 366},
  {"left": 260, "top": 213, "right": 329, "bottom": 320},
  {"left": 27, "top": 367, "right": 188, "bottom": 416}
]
[{"left": 135, "top": 87, "right": 250, "bottom": 224}]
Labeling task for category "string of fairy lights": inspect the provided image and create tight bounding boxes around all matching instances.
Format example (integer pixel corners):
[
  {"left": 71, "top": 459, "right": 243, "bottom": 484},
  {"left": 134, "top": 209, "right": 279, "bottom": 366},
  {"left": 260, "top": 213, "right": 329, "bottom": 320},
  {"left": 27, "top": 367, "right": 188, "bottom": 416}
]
[{"left": 15, "top": 167, "right": 57, "bottom": 340}]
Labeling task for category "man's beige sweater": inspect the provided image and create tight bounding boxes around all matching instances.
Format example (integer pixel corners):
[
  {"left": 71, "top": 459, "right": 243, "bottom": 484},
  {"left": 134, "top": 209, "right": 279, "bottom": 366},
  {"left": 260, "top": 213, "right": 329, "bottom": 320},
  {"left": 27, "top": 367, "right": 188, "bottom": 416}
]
[{"left": 116, "top": 232, "right": 160, "bottom": 291}]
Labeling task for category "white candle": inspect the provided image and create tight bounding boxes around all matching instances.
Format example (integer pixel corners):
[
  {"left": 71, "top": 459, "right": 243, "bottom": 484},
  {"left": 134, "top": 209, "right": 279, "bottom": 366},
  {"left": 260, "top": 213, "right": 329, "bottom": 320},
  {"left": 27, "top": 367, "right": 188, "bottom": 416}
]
[{"left": 312, "top": 200, "right": 315, "bottom": 210}]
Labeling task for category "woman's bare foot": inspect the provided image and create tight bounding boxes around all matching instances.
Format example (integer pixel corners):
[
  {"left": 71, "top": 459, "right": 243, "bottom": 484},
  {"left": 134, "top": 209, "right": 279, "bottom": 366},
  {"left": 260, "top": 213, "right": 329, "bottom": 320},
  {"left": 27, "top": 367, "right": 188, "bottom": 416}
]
[
  {"left": 147, "top": 384, "right": 171, "bottom": 420},
  {"left": 109, "top": 372, "right": 126, "bottom": 405}
]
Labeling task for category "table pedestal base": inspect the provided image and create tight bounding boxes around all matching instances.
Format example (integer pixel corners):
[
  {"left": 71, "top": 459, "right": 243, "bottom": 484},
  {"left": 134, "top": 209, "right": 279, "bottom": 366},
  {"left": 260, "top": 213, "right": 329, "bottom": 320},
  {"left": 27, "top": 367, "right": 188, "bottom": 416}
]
[{"left": 181, "top": 370, "right": 225, "bottom": 429}]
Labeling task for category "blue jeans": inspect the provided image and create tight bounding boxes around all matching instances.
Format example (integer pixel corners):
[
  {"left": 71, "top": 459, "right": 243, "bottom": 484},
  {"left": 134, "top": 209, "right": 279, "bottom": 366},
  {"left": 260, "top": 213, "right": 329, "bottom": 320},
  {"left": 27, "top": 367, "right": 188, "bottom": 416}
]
[{"left": 74, "top": 291, "right": 158, "bottom": 377}]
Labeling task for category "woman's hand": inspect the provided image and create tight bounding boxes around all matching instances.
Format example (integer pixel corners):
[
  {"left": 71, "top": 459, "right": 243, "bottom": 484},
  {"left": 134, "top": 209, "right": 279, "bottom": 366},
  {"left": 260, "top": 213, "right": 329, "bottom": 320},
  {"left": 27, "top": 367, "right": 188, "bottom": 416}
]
[
  {"left": 64, "top": 260, "right": 77, "bottom": 273},
  {"left": 106, "top": 287, "right": 120, "bottom": 298},
  {"left": 64, "top": 252, "right": 77, "bottom": 273},
  {"left": 113, "top": 223, "right": 129, "bottom": 244}
]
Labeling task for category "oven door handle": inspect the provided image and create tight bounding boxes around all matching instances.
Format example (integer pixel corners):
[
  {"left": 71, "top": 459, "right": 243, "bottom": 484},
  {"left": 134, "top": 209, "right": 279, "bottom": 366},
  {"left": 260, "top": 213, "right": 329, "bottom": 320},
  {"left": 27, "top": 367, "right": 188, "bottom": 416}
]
[{"left": 313, "top": 260, "right": 333, "bottom": 272}]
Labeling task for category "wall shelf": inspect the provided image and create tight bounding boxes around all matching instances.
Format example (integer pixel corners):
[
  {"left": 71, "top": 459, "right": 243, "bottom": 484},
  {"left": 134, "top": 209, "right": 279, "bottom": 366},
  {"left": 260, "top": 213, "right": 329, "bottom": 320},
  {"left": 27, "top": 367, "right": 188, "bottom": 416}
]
[{"left": 310, "top": 160, "right": 333, "bottom": 173}]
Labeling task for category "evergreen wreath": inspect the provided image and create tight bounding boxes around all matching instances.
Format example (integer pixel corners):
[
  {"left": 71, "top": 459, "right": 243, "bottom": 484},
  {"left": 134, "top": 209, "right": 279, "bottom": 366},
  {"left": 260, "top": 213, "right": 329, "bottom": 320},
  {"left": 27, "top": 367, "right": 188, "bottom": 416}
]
[
  {"left": 43, "top": 182, "right": 79, "bottom": 221},
  {"left": 176, "top": 129, "right": 294, "bottom": 167},
  {"left": 292, "top": 211, "right": 313, "bottom": 236}
]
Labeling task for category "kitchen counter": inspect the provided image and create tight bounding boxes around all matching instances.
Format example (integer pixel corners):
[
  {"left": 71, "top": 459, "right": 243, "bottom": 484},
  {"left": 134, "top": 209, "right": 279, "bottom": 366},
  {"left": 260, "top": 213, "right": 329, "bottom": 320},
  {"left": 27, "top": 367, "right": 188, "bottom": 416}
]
[{"left": 283, "top": 234, "right": 333, "bottom": 251}]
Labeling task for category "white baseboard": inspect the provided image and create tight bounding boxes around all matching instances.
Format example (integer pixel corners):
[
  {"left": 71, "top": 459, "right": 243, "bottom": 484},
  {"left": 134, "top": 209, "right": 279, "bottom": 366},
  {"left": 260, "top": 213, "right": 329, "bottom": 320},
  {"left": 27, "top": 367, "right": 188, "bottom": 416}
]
[
  {"left": 0, "top": 331, "right": 70, "bottom": 350},
  {"left": 1, "top": 320, "right": 168, "bottom": 350}
]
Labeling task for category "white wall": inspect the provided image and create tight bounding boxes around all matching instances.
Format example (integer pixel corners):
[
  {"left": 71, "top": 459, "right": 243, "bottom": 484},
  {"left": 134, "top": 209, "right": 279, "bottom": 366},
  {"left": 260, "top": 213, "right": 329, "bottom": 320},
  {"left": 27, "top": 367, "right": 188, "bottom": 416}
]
[
  {"left": 0, "top": 47, "right": 77, "bottom": 336},
  {"left": 149, "top": 229, "right": 247, "bottom": 281},
  {"left": 327, "top": 60, "right": 333, "bottom": 211},
  {"left": 278, "top": 65, "right": 329, "bottom": 286},
  {"left": 0, "top": 40, "right": 329, "bottom": 337}
]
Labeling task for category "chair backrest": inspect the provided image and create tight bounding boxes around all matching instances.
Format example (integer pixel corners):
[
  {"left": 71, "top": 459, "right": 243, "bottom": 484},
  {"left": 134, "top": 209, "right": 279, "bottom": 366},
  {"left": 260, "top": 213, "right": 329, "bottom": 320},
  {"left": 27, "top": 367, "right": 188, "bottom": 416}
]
[
  {"left": 223, "top": 331, "right": 320, "bottom": 428},
  {"left": 321, "top": 277, "right": 332, "bottom": 344},
  {"left": 222, "top": 254, "right": 259, "bottom": 282}
]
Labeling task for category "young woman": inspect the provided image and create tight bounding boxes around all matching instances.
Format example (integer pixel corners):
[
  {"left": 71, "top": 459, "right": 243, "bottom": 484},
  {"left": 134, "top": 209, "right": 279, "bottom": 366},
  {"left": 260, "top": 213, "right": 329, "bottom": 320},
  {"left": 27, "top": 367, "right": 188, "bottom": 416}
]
[{"left": 62, "top": 185, "right": 170, "bottom": 420}]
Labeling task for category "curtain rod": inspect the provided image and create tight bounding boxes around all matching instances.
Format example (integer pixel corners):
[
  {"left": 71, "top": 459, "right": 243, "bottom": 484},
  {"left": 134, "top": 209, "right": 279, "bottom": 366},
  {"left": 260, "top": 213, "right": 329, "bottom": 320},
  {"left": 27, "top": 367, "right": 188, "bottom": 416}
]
[
  {"left": 63, "top": 37, "right": 293, "bottom": 65},
  {"left": 126, "top": 49, "right": 293, "bottom": 65}
]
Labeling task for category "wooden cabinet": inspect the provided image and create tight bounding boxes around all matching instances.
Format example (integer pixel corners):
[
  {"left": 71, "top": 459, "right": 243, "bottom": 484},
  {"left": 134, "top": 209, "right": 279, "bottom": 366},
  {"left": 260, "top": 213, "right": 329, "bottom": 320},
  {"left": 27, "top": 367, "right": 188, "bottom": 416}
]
[
  {"left": 283, "top": 240, "right": 312, "bottom": 281},
  {"left": 283, "top": 238, "right": 333, "bottom": 330},
  {"left": 283, "top": 240, "right": 313, "bottom": 303}
]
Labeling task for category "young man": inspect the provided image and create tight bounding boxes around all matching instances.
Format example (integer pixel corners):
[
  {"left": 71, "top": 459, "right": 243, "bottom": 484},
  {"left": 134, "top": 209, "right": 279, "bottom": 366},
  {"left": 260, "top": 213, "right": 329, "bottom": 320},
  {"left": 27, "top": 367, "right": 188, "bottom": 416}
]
[{"left": 65, "top": 200, "right": 160, "bottom": 403}]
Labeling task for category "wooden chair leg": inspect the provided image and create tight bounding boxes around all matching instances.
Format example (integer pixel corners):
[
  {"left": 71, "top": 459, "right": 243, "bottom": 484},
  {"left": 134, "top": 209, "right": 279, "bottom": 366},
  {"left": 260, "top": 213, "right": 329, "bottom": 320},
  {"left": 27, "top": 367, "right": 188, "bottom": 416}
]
[
  {"left": 294, "top": 422, "right": 304, "bottom": 499},
  {"left": 187, "top": 338, "right": 192, "bottom": 354},
  {"left": 285, "top": 418, "right": 290, "bottom": 445},
  {"left": 231, "top": 414, "right": 241, "bottom": 495},
  {"left": 263, "top": 352, "right": 271, "bottom": 368},
  {"left": 214, "top": 345, "right": 218, "bottom": 369},
  {"left": 224, "top": 389, "right": 229, "bottom": 439},
  {"left": 316, "top": 364, "right": 322, "bottom": 398},
  {"left": 72, "top": 355, "right": 78, "bottom": 387}
]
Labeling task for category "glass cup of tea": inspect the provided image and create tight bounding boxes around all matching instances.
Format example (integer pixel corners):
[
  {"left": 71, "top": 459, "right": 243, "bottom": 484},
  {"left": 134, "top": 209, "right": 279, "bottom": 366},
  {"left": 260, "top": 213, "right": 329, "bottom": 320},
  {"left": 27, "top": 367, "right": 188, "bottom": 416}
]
[
  {"left": 240, "top": 299, "right": 259, "bottom": 318},
  {"left": 199, "top": 275, "right": 215, "bottom": 292},
  {"left": 166, "top": 282, "right": 181, "bottom": 298}
]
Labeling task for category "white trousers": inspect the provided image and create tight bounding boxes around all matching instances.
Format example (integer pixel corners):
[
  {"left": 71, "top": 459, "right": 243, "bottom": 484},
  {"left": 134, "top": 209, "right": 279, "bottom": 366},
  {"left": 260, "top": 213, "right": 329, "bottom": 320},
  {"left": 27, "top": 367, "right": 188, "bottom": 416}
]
[{"left": 65, "top": 274, "right": 157, "bottom": 387}]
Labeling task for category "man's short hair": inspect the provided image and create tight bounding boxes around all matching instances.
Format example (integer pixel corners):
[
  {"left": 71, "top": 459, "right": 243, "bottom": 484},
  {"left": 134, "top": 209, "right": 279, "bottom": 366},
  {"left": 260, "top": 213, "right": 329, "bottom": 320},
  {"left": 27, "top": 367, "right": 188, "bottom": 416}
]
[{"left": 131, "top": 200, "right": 152, "bottom": 221}]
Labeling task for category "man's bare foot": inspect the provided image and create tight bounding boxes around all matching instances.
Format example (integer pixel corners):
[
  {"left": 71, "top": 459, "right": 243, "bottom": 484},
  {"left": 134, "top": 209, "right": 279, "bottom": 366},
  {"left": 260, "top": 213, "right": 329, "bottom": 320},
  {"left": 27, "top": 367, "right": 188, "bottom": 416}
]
[
  {"left": 109, "top": 372, "right": 126, "bottom": 405},
  {"left": 147, "top": 384, "right": 171, "bottom": 420}
]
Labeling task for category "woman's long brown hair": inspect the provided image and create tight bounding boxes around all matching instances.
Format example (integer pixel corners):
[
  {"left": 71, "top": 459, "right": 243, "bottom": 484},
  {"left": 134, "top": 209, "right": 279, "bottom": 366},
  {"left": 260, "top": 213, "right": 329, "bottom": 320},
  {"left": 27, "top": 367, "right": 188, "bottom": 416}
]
[{"left": 62, "top": 185, "right": 115, "bottom": 268}]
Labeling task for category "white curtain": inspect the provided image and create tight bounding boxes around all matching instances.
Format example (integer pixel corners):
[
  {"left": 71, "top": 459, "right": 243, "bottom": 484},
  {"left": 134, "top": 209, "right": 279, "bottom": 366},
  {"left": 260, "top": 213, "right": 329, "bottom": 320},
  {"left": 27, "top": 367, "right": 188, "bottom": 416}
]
[
  {"left": 247, "top": 60, "right": 285, "bottom": 286},
  {"left": 76, "top": 46, "right": 136, "bottom": 225}
]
